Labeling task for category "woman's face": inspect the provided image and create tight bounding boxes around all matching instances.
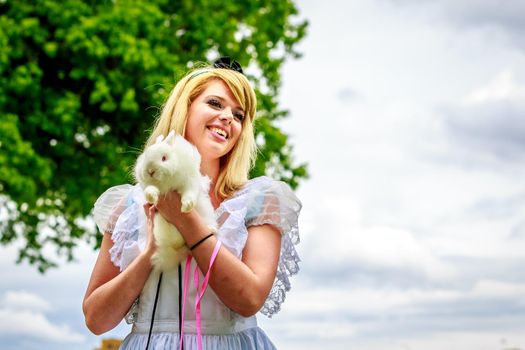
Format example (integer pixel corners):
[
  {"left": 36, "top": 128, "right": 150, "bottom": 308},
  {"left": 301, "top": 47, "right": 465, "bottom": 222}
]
[{"left": 185, "top": 79, "right": 245, "bottom": 162}]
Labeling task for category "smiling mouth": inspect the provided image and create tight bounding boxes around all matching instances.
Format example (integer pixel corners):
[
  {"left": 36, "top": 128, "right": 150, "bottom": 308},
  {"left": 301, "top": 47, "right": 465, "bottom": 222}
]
[{"left": 208, "top": 127, "right": 228, "bottom": 139}]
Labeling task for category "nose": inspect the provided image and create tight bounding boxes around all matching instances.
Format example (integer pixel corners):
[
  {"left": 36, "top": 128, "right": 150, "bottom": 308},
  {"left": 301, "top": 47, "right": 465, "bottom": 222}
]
[{"left": 219, "top": 109, "right": 234, "bottom": 124}]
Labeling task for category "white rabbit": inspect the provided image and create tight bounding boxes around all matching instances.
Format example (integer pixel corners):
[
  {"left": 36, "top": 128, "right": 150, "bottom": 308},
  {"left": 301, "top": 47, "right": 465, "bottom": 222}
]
[{"left": 134, "top": 130, "right": 217, "bottom": 271}]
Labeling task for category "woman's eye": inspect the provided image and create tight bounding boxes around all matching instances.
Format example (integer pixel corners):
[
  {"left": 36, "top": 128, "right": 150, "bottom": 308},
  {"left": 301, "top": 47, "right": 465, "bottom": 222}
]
[
  {"left": 207, "top": 99, "right": 222, "bottom": 108},
  {"left": 234, "top": 112, "right": 245, "bottom": 122}
]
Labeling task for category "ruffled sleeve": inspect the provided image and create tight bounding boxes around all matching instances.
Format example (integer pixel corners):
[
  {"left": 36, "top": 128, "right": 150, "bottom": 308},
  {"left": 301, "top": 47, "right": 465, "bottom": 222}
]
[
  {"left": 243, "top": 177, "right": 302, "bottom": 317},
  {"left": 93, "top": 184, "right": 146, "bottom": 271}
]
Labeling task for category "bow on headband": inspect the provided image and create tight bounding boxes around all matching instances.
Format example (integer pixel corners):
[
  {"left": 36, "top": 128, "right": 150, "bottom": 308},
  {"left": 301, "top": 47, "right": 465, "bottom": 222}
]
[{"left": 213, "top": 56, "right": 244, "bottom": 74}]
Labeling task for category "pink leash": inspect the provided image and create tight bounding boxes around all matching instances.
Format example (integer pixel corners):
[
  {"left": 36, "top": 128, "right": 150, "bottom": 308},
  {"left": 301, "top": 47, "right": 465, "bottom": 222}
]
[{"left": 179, "top": 239, "right": 222, "bottom": 350}]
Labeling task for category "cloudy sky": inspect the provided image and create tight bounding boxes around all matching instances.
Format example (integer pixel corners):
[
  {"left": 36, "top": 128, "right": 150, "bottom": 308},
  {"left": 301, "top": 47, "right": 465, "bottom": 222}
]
[{"left": 2, "top": 0, "right": 525, "bottom": 349}]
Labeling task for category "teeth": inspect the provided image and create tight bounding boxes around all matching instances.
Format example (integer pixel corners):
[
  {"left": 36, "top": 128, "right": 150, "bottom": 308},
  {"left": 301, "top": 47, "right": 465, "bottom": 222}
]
[{"left": 210, "top": 127, "right": 227, "bottom": 138}]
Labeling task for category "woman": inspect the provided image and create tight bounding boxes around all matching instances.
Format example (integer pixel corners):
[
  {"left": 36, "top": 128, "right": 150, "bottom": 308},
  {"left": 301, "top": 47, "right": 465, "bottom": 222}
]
[{"left": 83, "top": 58, "right": 301, "bottom": 349}]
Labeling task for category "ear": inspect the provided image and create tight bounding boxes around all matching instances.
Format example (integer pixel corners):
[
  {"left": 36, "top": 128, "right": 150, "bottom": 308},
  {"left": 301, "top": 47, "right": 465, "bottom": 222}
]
[
  {"left": 155, "top": 134, "right": 165, "bottom": 144},
  {"left": 165, "top": 130, "right": 176, "bottom": 145}
]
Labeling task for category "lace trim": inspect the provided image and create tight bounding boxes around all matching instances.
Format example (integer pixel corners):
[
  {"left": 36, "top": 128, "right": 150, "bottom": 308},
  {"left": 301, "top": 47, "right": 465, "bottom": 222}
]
[
  {"left": 125, "top": 298, "right": 139, "bottom": 324},
  {"left": 251, "top": 221, "right": 300, "bottom": 317},
  {"left": 108, "top": 228, "right": 135, "bottom": 271}
]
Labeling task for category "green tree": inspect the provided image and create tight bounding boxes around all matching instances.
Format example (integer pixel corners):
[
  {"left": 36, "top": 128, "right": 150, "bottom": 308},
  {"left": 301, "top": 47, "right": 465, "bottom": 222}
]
[{"left": 0, "top": 0, "right": 308, "bottom": 272}]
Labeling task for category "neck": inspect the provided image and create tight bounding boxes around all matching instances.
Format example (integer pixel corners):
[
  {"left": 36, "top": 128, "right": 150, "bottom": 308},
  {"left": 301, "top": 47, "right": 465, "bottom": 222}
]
[{"left": 200, "top": 158, "right": 221, "bottom": 208}]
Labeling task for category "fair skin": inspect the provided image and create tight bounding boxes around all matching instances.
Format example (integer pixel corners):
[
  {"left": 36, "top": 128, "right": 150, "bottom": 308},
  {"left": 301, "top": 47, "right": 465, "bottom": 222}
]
[{"left": 83, "top": 79, "right": 281, "bottom": 335}]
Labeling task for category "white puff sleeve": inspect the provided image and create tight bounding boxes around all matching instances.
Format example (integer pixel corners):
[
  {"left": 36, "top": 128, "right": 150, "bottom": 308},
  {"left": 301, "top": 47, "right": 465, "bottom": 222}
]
[
  {"left": 93, "top": 184, "right": 146, "bottom": 271},
  {"left": 243, "top": 177, "right": 302, "bottom": 317}
]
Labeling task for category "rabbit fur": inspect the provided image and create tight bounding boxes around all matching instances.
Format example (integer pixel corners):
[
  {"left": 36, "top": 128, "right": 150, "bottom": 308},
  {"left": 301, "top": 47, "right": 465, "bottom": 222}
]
[{"left": 134, "top": 130, "right": 217, "bottom": 271}]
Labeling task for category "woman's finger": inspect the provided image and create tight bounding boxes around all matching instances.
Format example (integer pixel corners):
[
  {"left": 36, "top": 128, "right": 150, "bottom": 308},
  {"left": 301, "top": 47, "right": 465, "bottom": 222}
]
[{"left": 143, "top": 203, "right": 156, "bottom": 219}]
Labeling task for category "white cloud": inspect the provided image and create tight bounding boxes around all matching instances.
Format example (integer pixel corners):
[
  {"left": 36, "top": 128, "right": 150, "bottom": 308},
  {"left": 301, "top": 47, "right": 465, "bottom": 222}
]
[
  {"left": 306, "top": 195, "right": 457, "bottom": 282},
  {"left": 390, "top": 331, "right": 525, "bottom": 350},
  {"left": 472, "top": 279, "right": 525, "bottom": 299},
  {"left": 440, "top": 70, "right": 525, "bottom": 164},
  {"left": 284, "top": 278, "right": 525, "bottom": 319},
  {"left": 343, "top": 225, "right": 454, "bottom": 279},
  {"left": 0, "top": 290, "right": 85, "bottom": 343},
  {"left": 464, "top": 70, "right": 525, "bottom": 104},
  {"left": 272, "top": 318, "right": 357, "bottom": 340},
  {"left": 2, "top": 290, "right": 50, "bottom": 312},
  {"left": 284, "top": 285, "right": 460, "bottom": 315},
  {"left": 392, "top": 0, "right": 525, "bottom": 48},
  {"left": 0, "top": 309, "right": 85, "bottom": 343},
  {"left": 259, "top": 275, "right": 525, "bottom": 350}
]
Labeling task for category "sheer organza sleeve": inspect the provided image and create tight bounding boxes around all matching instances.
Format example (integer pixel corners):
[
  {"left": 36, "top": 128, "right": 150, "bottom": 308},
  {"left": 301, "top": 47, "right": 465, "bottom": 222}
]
[
  {"left": 93, "top": 184, "right": 146, "bottom": 271},
  {"left": 93, "top": 184, "right": 133, "bottom": 234},
  {"left": 244, "top": 177, "right": 302, "bottom": 317}
]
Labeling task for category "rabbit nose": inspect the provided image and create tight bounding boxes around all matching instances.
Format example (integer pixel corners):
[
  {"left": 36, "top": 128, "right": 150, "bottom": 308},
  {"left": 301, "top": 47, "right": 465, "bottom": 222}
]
[{"left": 148, "top": 169, "right": 155, "bottom": 177}]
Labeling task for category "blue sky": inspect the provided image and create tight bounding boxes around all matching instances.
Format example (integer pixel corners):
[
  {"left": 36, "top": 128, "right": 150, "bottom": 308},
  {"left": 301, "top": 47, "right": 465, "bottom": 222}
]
[{"left": 2, "top": 1, "right": 525, "bottom": 349}]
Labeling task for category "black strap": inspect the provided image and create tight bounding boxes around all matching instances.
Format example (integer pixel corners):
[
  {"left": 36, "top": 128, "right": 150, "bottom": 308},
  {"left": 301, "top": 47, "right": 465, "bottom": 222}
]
[
  {"left": 190, "top": 233, "right": 214, "bottom": 251},
  {"left": 145, "top": 272, "right": 163, "bottom": 350},
  {"left": 178, "top": 263, "right": 184, "bottom": 350}
]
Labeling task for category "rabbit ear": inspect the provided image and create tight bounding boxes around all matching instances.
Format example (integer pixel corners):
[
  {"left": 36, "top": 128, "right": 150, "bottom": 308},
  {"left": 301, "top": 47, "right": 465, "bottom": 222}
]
[
  {"left": 155, "top": 134, "right": 165, "bottom": 144},
  {"left": 165, "top": 130, "right": 176, "bottom": 145}
]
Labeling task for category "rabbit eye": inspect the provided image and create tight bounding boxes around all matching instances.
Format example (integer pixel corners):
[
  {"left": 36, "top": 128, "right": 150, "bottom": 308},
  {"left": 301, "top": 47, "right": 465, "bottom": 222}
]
[{"left": 162, "top": 155, "right": 167, "bottom": 161}]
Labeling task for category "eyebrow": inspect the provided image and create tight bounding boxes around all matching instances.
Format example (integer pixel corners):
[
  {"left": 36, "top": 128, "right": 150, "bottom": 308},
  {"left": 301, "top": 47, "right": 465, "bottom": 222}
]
[{"left": 206, "top": 95, "right": 243, "bottom": 112}]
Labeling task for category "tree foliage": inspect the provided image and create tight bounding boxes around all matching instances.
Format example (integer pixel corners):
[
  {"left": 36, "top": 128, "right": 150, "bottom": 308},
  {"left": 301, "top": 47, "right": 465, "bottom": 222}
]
[{"left": 0, "top": 0, "right": 308, "bottom": 272}]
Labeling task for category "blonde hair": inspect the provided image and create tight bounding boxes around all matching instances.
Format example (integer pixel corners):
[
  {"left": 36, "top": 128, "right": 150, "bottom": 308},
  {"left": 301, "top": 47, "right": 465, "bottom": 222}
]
[{"left": 146, "top": 66, "right": 257, "bottom": 199}]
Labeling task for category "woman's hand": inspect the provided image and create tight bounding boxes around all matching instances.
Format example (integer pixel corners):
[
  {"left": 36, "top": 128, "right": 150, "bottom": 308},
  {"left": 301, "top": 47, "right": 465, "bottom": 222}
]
[{"left": 155, "top": 191, "right": 183, "bottom": 221}]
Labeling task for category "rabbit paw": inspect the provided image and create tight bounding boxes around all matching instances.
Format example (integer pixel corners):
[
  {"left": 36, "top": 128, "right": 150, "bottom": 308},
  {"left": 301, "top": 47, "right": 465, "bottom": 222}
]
[
  {"left": 181, "top": 197, "right": 195, "bottom": 213},
  {"left": 144, "top": 186, "right": 159, "bottom": 204}
]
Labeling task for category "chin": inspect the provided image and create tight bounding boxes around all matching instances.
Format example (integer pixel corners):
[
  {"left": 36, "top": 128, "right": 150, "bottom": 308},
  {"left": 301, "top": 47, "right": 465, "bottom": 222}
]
[{"left": 201, "top": 143, "right": 231, "bottom": 159}]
